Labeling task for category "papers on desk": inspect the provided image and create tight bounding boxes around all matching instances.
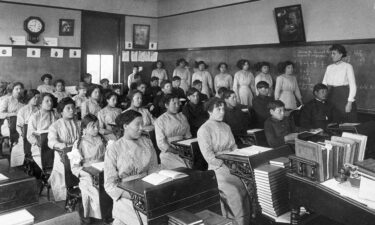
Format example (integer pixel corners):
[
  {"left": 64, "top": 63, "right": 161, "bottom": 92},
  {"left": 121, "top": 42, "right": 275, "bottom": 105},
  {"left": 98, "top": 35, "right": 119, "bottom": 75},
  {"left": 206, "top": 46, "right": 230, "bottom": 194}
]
[
  {"left": 142, "top": 170, "right": 188, "bottom": 185},
  {"left": 321, "top": 179, "right": 375, "bottom": 209},
  {"left": 91, "top": 162, "right": 104, "bottom": 171},
  {"left": 175, "top": 138, "right": 198, "bottom": 146},
  {"left": 0, "top": 173, "right": 9, "bottom": 181},
  {"left": 340, "top": 123, "right": 360, "bottom": 127},
  {"left": 0, "top": 209, "right": 34, "bottom": 225},
  {"left": 247, "top": 128, "right": 263, "bottom": 134},
  {"left": 359, "top": 175, "right": 375, "bottom": 202},
  {"left": 227, "top": 145, "right": 272, "bottom": 157}
]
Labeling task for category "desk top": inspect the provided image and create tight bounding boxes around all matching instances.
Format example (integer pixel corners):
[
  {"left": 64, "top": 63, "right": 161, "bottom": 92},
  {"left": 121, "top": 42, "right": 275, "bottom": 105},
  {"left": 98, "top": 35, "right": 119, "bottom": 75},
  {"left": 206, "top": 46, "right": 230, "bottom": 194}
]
[{"left": 171, "top": 138, "right": 198, "bottom": 147}]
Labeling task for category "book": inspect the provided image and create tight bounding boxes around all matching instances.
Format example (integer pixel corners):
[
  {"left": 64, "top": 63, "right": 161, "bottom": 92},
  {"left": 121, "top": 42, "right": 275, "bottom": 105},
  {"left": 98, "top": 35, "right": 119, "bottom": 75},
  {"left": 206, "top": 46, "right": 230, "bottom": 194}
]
[
  {"left": 142, "top": 170, "right": 188, "bottom": 185},
  {"left": 175, "top": 138, "right": 198, "bottom": 146},
  {"left": 331, "top": 136, "right": 357, "bottom": 164},
  {"left": 0, "top": 209, "right": 34, "bottom": 225},
  {"left": 269, "top": 157, "right": 290, "bottom": 168},
  {"left": 33, "top": 129, "right": 49, "bottom": 135},
  {"left": 247, "top": 128, "right": 263, "bottom": 134},
  {"left": 168, "top": 210, "right": 203, "bottom": 225},
  {"left": 195, "top": 210, "right": 233, "bottom": 225},
  {"left": 342, "top": 132, "right": 367, "bottom": 162},
  {"left": 227, "top": 145, "right": 272, "bottom": 157},
  {"left": 91, "top": 161, "right": 104, "bottom": 171}
]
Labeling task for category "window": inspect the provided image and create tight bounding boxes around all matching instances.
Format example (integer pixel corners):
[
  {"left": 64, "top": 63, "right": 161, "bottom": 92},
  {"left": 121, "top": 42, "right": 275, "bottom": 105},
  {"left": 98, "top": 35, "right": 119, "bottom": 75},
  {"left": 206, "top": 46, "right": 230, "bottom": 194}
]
[{"left": 86, "top": 54, "right": 113, "bottom": 84}]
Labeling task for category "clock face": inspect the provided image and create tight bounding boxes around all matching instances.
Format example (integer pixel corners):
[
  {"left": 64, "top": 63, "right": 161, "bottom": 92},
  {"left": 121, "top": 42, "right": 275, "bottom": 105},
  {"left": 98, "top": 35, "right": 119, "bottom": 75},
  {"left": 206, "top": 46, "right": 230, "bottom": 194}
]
[{"left": 27, "top": 19, "right": 43, "bottom": 33}]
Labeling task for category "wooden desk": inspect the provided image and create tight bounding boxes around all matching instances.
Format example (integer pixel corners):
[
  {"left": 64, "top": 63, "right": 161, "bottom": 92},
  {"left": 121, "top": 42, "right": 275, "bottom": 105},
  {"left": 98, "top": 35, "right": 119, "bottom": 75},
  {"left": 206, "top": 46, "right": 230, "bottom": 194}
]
[
  {"left": 171, "top": 139, "right": 208, "bottom": 170},
  {"left": 288, "top": 173, "right": 375, "bottom": 225},
  {"left": 118, "top": 168, "right": 221, "bottom": 225},
  {"left": 82, "top": 166, "right": 113, "bottom": 220},
  {"left": 0, "top": 168, "right": 38, "bottom": 213},
  {"left": 216, "top": 145, "right": 294, "bottom": 217}
]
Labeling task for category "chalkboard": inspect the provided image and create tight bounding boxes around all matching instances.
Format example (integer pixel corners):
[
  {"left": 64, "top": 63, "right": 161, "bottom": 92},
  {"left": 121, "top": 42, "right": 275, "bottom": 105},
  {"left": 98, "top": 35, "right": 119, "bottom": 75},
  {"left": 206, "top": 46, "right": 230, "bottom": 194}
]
[
  {"left": 0, "top": 48, "right": 81, "bottom": 89},
  {"left": 158, "top": 42, "right": 375, "bottom": 112}
]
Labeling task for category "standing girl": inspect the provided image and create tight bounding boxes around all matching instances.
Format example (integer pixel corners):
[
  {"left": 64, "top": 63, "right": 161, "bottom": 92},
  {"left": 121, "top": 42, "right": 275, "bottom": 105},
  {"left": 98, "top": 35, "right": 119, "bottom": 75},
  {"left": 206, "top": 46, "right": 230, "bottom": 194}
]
[
  {"left": 255, "top": 61, "right": 273, "bottom": 96},
  {"left": 214, "top": 62, "right": 233, "bottom": 92},
  {"left": 192, "top": 61, "right": 213, "bottom": 98},
  {"left": 151, "top": 60, "right": 168, "bottom": 86},
  {"left": 274, "top": 61, "right": 302, "bottom": 110},
  {"left": 233, "top": 59, "right": 256, "bottom": 106},
  {"left": 173, "top": 58, "right": 191, "bottom": 93}
]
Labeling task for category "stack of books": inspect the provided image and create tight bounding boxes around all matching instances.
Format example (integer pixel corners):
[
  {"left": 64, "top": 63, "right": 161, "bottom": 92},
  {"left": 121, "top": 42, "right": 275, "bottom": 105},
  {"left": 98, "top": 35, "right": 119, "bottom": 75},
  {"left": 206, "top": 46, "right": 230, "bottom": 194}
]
[
  {"left": 167, "top": 210, "right": 203, "bottom": 225},
  {"left": 269, "top": 157, "right": 290, "bottom": 168},
  {"left": 295, "top": 132, "right": 367, "bottom": 182},
  {"left": 254, "top": 164, "right": 289, "bottom": 217}
]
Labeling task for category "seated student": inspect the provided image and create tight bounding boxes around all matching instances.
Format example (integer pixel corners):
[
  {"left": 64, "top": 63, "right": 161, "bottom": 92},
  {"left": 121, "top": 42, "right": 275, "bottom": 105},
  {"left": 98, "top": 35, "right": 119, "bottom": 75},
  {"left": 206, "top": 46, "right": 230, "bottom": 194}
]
[
  {"left": 100, "top": 78, "right": 112, "bottom": 96},
  {"left": 252, "top": 81, "right": 273, "bottom": 128},
  {"left": 264, "top": 100, "right": 300, "bottom": 148},
  {"left": 113, "top": 87, "right": 128, "bottom": 110},
  {"left": 151, "top": 80, "right": 172, "bottom": 118},
  {"left": 69, "top": 114, "right": 108, "bottom": 224},
  {"left": 53, "top": 79, "right": 71, "bottom": 103},
  {"left": 197, "top": 97, "right": 250, "bottom": 225},
  {"left": 124, "top": 91, "right": 154, "bottom": 130},
  {"left": 172, "top": 76, "right": 186, "bottom": 100},
  {"left": 81, "top": 86, "right": 102, "bottom": 118},
  {"left": 48, "top": 97, "right": 80, "bottom": 201},
  {"left": 13, "top": 89, "right": 39, "bottom": 166},
  {"left": 182, "top": 88, "right": 209, "bottom": 137},
  {"left": 127, "top": 65, "right": 139, "bottom": 89},
  {"left": 300, "top": 83, "right": 335, "bottom": 130},
  {"left": 83, "top": 73, "right": 98, "bottom": 90},
  {"left": 104, "top": 110, "right": 159, "bottom": 225},
  {"left": 97, "top": 92, "right": 122, "bottom": 141},
  {"left": 222, "top": 90, "right": 252, "bottom": 137},
  {"left": 37, "top": 74, "right": 55, "bottom": 93},
  {"left": 216, "top": 87, "right": 228, "bottom": 99},
  {"left": 155, "top": 94, "right": 192, "bottom": 169},
  {"left": 136, "top": 82, "right": 151, "bottom": 107},
  {"left": 145, "top": 77, "right": 162, "bottom": 105},
  {"left": 192, "top": 80, "right": 208, "bottom": 103},
  {"left": 27, "top": 93, "right": 58, "bottom": 168},
  {"left": 72, "top": 82, "right": 88, "bottom": 118},
  {"left": 0, "top": 82, "right": 25, "bottom": 146}
]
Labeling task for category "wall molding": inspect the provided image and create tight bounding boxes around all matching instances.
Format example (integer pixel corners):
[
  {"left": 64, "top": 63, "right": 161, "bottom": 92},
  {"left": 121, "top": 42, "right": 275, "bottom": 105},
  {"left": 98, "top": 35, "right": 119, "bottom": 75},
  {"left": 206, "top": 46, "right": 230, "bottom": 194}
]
[{"left": 157, "top": 38, "right": 375, "bottom": 52}]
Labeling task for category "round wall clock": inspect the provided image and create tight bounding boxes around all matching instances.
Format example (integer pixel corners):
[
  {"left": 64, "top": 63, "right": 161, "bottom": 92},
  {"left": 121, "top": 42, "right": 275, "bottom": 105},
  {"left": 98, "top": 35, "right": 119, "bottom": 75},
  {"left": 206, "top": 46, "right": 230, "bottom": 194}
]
[{"left": 24, "top": 16, "right": 45, "bottom": 44}]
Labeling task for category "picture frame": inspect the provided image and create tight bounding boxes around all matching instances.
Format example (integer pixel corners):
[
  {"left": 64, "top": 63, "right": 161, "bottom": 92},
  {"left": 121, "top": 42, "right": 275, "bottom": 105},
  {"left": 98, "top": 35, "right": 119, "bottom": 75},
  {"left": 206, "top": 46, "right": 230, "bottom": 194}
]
[
  {"left": 59, "top": 19, "right": 74, "bottom": 36},
  {"left": 274, "top": 5, "right": 306, "bottom": 43},
  {"left": 133, "top": 24, "right": 150, "bottom": 49}
]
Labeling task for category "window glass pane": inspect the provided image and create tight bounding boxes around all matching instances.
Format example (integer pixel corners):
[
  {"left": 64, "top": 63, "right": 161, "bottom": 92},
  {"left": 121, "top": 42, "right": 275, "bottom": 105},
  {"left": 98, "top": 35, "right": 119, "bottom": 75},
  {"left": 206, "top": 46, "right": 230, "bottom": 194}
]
[
  {"left": 87, "top": 54, "right": 100, "bottom": 84},
  {"left": 100, "top": 55, "right": 113, "bottom": 83}
]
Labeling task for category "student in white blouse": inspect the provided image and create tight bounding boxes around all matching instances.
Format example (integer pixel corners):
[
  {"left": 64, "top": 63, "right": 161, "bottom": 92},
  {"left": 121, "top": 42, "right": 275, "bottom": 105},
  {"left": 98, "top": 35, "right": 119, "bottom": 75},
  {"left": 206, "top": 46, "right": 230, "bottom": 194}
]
[{"left": 322, "top": 44, "right": 357, "bottom": 122}]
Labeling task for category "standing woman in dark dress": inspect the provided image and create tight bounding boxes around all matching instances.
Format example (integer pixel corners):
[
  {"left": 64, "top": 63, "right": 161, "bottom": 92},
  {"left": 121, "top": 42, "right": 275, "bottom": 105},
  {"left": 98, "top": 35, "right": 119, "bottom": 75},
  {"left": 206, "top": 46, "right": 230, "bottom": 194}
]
[{"left": 322, "top": 44, "right": 357, "bottom": 122}]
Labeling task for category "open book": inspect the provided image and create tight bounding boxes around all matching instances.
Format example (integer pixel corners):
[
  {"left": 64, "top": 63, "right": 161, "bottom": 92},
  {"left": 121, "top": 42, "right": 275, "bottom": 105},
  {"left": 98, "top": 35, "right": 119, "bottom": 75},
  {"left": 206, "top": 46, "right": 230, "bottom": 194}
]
[
  {"left": 226, "top": 145, "right": 272, "bottom": 157},
  {"left": 91, "top": 162, "right": 104, "bottom": 171},
  {"left": 142, "top": 170, "right": 188, "bottom": 185}
]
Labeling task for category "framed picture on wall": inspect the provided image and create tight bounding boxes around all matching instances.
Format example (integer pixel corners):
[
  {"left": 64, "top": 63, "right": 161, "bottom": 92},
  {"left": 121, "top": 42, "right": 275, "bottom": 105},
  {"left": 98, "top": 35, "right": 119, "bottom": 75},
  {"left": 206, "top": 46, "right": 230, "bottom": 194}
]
[
  {"left": 274, "top": 5, "right": 306, "bottom": 43},
  {"left": 133, "top": 24, "right": 150, "bottom": 49},
  {"left": 59, "top": 19, "right": 74, "bottom": 36}
]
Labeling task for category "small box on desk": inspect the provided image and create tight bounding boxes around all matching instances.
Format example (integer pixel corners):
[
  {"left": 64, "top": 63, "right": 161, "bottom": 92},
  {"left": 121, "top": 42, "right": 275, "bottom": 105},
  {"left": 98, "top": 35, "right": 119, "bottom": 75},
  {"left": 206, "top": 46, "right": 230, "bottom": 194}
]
[
  {"left": 0, "top": 169, "right": 38, "bottom": 213},
  {"left": 289, "top": 155, "right": 319, "bottom": 182}
]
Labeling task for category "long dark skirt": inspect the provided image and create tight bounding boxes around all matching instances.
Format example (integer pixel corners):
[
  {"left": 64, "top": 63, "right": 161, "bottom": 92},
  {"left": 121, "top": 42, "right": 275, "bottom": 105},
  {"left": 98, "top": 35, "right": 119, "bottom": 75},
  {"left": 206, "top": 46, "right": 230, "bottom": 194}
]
[{"left": 328, "top": 85, "right": 357, "bottom": 123}]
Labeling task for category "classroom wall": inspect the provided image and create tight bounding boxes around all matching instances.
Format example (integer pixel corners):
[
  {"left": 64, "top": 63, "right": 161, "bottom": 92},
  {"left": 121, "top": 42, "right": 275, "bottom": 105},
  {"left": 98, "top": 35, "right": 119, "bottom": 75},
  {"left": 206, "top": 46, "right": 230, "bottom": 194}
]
[
  {"left": 158, "top": 0, "right": 250, "bottom": 17},
  {"left": 158, "top": 0, "right": 375, "bottom": 49},
  {"left": 125, "top": 16, "right": 158, "bottom": 44},
  {"left": 0, "top": 2, "right": 81, "bottom": 88},
  {"left": 0, "top": 2, "right": 81, "bottom": 47},
  {"left": 5, "top": 0, "right": 158, "bottom": 17}
]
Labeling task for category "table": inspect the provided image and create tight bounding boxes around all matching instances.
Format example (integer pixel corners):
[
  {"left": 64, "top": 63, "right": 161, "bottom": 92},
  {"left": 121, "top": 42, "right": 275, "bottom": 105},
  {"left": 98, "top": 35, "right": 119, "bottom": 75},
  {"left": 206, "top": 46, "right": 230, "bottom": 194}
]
[
  {"left": 82, "top": 166, "right": 113, "bottom": 220},
  {"left": 118, "top": 168, "right": 221, "bottom": 225},
  {"left": 288, "top": 173, "right": 375, "bottom": 225},
  {"left": 216, "top": 145, "right": 294, "bottom": 218}
]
